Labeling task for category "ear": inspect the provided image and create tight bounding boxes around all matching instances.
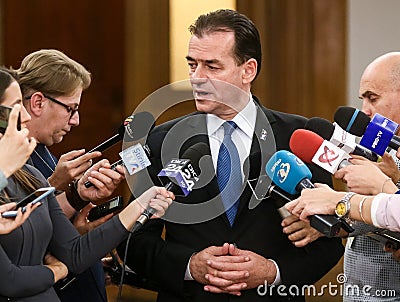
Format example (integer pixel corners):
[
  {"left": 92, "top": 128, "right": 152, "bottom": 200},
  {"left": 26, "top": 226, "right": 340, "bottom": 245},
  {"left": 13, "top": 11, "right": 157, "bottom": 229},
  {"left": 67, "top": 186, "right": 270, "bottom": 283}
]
[
  {"left": 26, "top": 92, "right": 45, "bottom": 116},
  {"left": 242, "top": 58, "right": 258, "bottom": 84}
]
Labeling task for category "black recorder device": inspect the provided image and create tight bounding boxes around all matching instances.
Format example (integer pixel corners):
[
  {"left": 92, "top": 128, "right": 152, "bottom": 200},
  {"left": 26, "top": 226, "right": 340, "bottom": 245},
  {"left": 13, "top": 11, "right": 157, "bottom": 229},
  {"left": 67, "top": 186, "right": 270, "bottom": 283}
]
[{"left": 88, "top": 196, "right": 123, "bottom": 222}]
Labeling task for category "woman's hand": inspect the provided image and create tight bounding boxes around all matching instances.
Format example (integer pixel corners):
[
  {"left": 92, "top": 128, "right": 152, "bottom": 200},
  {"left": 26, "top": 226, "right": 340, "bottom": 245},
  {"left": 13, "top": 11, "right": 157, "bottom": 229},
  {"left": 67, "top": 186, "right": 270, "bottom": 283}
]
[
  {"left": 44, "top": 253, "right": 68, "bottom": 283},
  {"left": 0, "top": 202, "right": 41, "bottom": 234},
  {"left": 0, "top": 104, "right": 36, "bottom": 177}
]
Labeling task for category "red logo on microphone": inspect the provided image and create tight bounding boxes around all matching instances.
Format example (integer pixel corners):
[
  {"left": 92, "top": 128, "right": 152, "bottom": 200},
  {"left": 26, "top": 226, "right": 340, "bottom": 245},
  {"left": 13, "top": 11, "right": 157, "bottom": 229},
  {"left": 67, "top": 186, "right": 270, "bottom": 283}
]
[{"left": 318, "top": 146, "right": 339, "bottom": 166}]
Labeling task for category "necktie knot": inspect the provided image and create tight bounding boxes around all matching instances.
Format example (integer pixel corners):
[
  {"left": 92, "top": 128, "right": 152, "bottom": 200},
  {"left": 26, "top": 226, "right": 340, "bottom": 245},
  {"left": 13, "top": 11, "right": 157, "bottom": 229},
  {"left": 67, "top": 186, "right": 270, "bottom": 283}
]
[{"left": 223, "top": 121, "right": 237, "bottom": 137}]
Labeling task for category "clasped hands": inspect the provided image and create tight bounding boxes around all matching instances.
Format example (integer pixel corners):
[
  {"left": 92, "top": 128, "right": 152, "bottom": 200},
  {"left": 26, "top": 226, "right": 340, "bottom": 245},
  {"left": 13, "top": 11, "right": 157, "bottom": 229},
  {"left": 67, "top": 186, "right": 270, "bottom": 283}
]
[{"left": 189, "top": 242, "right": 276, "bottom": 296}]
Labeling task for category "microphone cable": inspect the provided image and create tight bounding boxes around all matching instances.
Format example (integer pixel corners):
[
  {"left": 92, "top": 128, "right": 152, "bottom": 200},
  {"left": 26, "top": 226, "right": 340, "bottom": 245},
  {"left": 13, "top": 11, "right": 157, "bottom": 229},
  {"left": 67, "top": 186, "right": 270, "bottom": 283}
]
[{"left": 116, "top": 222, "right": 138, "bottom": 301}]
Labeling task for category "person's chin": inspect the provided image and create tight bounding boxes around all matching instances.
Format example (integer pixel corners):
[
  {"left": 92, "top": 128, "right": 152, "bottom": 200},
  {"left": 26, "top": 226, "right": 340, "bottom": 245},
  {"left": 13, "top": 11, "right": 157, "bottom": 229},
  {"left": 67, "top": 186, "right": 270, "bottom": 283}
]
[
  {"left": 195, "top": 99, "right": 215, "bottom": 112},
  {"left": 53, "top": 135, "right": 64, "bottom": 145}
]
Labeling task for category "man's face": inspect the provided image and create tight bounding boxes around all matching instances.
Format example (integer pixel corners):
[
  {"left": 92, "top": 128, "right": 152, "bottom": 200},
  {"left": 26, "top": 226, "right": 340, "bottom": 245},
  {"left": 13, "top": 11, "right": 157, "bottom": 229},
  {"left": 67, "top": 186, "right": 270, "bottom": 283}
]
[
  {"left": 359, "top": 63, "right": 400, "bottom": 126},
  {"left": 186, "top": 31, "right": 252, "bottom": 119},
  {"left": 28, "top": 88, "right": 82, "bottom": 146}
]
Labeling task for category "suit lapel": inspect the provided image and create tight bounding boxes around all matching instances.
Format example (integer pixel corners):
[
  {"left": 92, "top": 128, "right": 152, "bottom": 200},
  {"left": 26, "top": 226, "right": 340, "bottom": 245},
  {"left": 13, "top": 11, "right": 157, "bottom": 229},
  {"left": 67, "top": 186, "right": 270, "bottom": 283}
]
[
  {"left": 175, "top": 114, "right": 221, "bottom": 202},
  {"left": 235, "top": 105, "right": 277, "bottom": 221}
]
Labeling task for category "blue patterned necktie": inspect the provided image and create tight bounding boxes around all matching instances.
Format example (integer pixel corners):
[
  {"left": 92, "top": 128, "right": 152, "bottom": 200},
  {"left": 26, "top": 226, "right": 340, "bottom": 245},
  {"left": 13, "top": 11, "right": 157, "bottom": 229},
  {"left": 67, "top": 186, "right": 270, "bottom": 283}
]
[{"left": 217, "top": 121, "right": 241, "bottom": 226}]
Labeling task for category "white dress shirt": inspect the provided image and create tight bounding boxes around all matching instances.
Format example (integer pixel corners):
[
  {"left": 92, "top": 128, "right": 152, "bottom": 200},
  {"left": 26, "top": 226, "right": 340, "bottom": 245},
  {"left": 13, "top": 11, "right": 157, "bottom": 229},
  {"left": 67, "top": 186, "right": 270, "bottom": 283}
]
[{"left": 185, "top": 97, "right": 281, "bottom": 285}]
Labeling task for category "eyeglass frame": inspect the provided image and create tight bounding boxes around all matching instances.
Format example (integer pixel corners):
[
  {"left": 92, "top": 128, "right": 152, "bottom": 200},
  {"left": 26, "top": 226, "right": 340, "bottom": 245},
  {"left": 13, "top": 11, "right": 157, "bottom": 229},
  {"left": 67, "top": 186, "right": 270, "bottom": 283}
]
[{"left": 24, "top": 93, "right": 79, "bottom": 119}]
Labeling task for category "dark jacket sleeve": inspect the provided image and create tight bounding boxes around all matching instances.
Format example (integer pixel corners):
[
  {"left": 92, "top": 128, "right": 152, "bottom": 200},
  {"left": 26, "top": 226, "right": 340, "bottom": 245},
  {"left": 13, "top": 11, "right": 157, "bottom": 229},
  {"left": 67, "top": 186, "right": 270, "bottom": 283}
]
[
  {"left": 0, "top": 247, "right": 54, "bottom": 297},
  {"left": 47, "top": 195, "right": 130, "bottom": 274}
]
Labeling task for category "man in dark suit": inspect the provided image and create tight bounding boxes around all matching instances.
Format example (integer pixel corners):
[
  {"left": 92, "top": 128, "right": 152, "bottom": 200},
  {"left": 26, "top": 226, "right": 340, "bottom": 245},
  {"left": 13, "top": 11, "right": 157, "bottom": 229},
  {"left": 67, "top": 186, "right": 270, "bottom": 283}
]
[{"left": 119, "top": 9, "right": 343, "bottom": 301}]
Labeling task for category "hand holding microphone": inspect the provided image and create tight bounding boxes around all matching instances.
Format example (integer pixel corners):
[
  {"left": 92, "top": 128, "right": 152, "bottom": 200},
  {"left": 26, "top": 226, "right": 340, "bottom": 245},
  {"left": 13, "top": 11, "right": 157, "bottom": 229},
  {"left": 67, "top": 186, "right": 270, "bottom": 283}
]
[
  {"left": 265, "top": 150, "right": 344, "bottom": 237},
  {"left": 285, "top": 184, "right": 343, "bottom": 222},
  {"left": 132, "top": 142, "right": 207, "bottom": 232}
]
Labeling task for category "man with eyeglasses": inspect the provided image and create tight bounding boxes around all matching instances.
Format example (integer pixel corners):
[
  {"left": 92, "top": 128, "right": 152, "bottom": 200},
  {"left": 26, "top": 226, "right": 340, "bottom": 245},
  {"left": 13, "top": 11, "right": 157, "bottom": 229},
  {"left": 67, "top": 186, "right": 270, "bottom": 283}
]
[{"left": 14, "top": 49, "right": 125, "bottom": 302}]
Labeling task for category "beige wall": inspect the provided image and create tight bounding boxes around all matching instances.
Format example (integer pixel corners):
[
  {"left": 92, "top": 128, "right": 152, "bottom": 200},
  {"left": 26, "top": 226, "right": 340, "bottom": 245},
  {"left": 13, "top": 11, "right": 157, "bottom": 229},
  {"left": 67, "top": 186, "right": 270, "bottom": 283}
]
[{"left": 347, "top": 0, "right": 400, "bottom": 108}]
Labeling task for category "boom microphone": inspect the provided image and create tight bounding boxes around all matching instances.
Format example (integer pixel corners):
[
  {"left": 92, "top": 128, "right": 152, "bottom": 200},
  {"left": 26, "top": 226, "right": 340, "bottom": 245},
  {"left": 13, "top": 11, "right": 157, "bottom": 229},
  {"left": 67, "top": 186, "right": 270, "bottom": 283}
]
[
  {"left": 265, "top": 150, "right": 343, "bottom": 237},
  {"left": 334, "top": 106, "right": 400, "bottom": 154},
  {"left": 132, "top": 142, "right": 207, "bottom": 232},
  {"left": 87, "top": 112, "right": 155, "bottom": 153},
  {"left": 305, "top": 117, "right": 379, "bottom": 162}
]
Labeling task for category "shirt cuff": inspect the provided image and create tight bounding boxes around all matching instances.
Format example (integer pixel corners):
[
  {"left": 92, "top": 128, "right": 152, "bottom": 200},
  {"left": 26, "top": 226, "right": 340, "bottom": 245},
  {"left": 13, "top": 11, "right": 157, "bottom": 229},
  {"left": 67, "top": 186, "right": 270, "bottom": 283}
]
[
  {"left": 268, "top": 259, "right": 281, "bottom": 285},
  {"left": 371, "top": 194, "right": 381, "bottom": 228},
  {"left": 184, "top": 255, "right": 195, "bottom": 280}
]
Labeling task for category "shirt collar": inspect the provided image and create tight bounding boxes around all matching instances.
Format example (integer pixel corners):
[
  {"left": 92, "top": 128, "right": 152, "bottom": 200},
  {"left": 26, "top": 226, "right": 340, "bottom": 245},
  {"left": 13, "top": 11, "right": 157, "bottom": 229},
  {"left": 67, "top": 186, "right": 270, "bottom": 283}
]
[{"left": 207, "top": 95, "right": 257, "bottom": 139}]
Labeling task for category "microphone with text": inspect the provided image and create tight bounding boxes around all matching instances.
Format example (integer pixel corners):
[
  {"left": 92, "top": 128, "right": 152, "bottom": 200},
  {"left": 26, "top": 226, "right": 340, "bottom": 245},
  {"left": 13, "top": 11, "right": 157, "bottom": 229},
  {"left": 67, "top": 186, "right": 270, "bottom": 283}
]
[
  {"left": 84, "top": 143, "right": 152, "bottom": 188},
  {"left": 132, "top": 143, "right": 207, "bottom": 232},
  {"left": 290, "top": 129, "right": 352, "bottom": 174},
  {"left": 305, "top": 117, "right": 379, "bottom": 162},
  {"left": 289, "top": 129, "right": 354, "bottom": 233},
  {"left": 84, "top": 120, "right": 163, "bottom": 188},
  {"left": 87, "top": 111, "right": 155, "bottom": 153},
  {"left": 334, "top": 106, "right": 400, "bottom": 155},
  {"left": 265, "top": 150, "right": 343, "bottom": 237}
]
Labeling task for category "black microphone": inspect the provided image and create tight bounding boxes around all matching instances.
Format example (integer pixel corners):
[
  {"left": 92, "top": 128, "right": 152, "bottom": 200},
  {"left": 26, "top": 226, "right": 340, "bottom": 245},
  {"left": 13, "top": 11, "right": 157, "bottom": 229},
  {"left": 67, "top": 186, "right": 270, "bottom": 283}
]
[
  {"left": 83, "top": 130, "right": 166, "bottom": 188},
  {"left": 87, "top": 112, "right": 155, "bottom": 153},
  {"left": 305, "top": 117, "right": 379, "bottom": 162},
  {"left": 132, "top": 142, "right": 207, "bottom": 232},
  {"left": 334, "top": 106, "right": 400, "bottom": 152},
  {"left": 267, "top": 184, "right": 297, "bottom": 218}
]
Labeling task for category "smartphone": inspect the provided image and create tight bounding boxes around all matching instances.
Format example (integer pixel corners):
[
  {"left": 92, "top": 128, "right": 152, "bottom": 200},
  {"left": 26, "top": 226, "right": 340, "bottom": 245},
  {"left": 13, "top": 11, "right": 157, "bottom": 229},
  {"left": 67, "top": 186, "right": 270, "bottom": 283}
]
[
  {"left": 366, "top": 229, "right": 400, "bottom": 250},
  {"left": 88, "top": 196, "right": 123, "bottom": 222},
  {"left": 84, "top": 159, "right": 124, "bottom": 188},
  {"left": 0, "top": 105, "right": 21, "bottom": 134},
  {"left": 1, "top": 187, "right": 55, "bottom": 218}
]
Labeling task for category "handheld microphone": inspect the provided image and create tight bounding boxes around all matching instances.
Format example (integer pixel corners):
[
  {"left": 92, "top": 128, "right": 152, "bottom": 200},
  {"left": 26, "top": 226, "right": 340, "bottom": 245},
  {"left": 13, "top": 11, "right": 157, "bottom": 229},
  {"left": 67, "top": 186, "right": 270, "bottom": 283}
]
[
  {"left": 290, "top": 129, "right": 352, "bottom": 174},
  {"left": 84, "top": 126, "right": 163, "bottom": 188},
  {"left": 334, "top": 106, "right": 400, "bottom": 155},
  {"left": 267, "top": 185, "right": 294, "bottom": 218},
  {"left": 305, "top": 117, "right": 379, "bottom": 162},
  {"left": 87, "top": 112, "right": 155, "bottom": 153},
  {"left": 133, "top": 143, "right": 207, "bottom": 232},
  {"left": 265, "top": 150, "right": 343, "bottom": 237}
]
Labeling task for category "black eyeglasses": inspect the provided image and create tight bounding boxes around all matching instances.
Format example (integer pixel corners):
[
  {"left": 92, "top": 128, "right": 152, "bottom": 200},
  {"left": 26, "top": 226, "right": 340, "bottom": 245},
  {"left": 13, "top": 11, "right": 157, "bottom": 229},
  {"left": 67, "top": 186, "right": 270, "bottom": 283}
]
[{"left": 25, "top": 94, "right": 79, "bottom": 119}]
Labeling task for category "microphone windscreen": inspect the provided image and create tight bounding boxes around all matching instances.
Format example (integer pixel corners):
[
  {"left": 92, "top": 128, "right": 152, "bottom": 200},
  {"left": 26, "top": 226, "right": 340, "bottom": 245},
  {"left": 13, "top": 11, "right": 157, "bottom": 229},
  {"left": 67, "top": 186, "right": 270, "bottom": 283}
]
[
  {"left": 289, "top": 129, "right": 324, "bottom": 163},
  {"left": 121, "top": 111, "right": 156, "bottom": 141},
  {"left": 334, "top": 106, "right": 370, "bottom": 136},
  {"left": 305, "top": 117, "right": 335, "bottom": 140},
  {"left": 181, "top": 142, "right": 209, "bottom": 175},
  {"left": 265, "top": 150, "right": 312, "bottom": 195}
]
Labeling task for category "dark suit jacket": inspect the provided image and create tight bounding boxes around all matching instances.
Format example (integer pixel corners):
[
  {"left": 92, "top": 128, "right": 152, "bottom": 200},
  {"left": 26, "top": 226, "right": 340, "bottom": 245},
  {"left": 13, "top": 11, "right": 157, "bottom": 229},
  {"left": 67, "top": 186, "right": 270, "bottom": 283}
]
[{"left": 119, "top": 100, "right": 344, "bottom": 302}]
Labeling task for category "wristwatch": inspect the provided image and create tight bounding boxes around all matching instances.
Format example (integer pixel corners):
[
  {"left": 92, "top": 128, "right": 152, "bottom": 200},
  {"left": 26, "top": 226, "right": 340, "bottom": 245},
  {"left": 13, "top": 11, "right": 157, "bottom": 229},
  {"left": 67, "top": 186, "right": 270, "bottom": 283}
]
[{"left": 335, "top": 192, "right": 356, "bottom": 218}]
